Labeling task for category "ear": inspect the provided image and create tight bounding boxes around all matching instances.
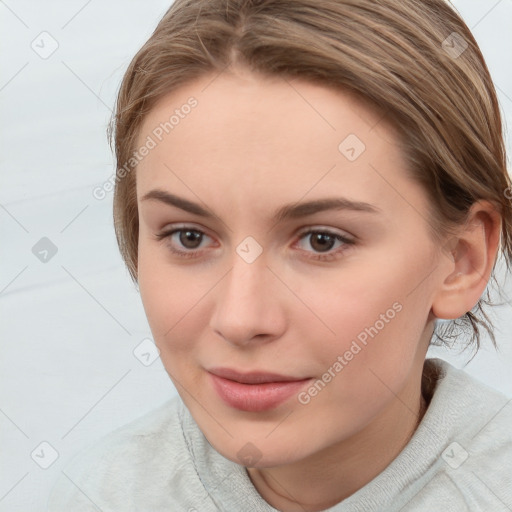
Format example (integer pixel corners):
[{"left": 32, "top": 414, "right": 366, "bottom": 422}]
[{"left": 431, "top": 200, "right": 502, "bottom": 320}]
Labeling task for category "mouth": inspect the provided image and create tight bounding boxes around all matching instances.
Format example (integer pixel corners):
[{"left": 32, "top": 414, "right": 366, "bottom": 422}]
[{"left": 207, "top": 367, "right": 313, "bottom": 412}]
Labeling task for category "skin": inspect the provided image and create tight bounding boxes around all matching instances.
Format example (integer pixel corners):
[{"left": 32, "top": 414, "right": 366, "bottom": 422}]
[{"left": 135, "top": 66, "right": 501, "bottom": 511}]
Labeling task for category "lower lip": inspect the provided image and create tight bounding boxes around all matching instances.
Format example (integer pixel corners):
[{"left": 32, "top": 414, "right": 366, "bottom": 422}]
[{"left": 209, "top": 373, "right": 312, "bottom": 412}]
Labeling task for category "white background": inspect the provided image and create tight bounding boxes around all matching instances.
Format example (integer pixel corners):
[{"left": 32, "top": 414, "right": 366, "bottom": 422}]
[{"left": 1, "top": 1, "right": 511, "bottom": 510}]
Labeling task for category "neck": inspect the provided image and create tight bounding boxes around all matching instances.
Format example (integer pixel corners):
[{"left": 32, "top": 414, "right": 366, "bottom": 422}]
[{"left": 247, "top": 362, "right": 429, "bottom": 511}]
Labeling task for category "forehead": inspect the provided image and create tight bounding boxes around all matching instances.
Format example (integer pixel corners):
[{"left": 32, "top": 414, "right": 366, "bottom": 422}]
[
  {"left": 138, "top": 70, "right": 395, "bottom": 150},
  {"left": 134, "top": 70, "right": 422, "bottom": 223}
]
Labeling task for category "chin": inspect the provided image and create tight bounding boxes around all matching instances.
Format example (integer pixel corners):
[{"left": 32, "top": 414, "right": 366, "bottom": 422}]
[{"left": 206, "top": 433, "right": 308, "bottom": 469}]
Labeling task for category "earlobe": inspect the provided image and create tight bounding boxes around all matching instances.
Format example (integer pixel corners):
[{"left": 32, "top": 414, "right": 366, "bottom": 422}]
[{"left": 431, "top": 201, "right": 502, "bottom": 320}]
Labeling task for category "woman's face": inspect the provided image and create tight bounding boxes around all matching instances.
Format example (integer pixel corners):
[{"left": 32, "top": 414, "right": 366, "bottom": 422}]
[{"left": 135, "top": 69, "right": 449, "bottom": 467}]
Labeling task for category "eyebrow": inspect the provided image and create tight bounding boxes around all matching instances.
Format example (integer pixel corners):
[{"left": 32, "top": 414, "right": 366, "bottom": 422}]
[{"left": 140, "top": 189, "right": 380, "bottom": 223}]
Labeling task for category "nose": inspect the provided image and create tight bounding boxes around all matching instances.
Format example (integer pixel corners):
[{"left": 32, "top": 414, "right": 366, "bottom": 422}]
[{"left": 209, "top": 251, "right": 287, "bottom": 348}]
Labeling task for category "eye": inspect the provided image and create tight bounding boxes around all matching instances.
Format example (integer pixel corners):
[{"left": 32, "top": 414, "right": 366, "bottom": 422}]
[
  {"left": 155, "top": 225, "right": 355, "bottom": 262},
  {"left": 295, "top": 228, "right": 355, "bottom": 261},
  {"left": 155, "top": 226, "right": 213, "bottom": 259}
]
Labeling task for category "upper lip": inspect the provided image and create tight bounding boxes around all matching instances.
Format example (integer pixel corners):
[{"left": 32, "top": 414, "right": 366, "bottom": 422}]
[{"left": 207, "top": 367, "right": 310, "bottom": 384}]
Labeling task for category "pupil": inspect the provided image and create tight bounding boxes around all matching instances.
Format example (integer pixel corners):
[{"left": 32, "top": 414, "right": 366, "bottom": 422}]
[
  {"left": 312, "top": 233, "right": 334, "bottom": 252},
  {"left": 180, "top": 230, "right": 201, "bottom": 248}
]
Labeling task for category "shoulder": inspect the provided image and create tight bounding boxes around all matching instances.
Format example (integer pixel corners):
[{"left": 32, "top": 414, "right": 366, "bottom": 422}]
[
  {"left": 410, "top": 358, "right": 512, "bottom": 510},
  {"left": 47, "top": 395, "right": 208, "bottom": 511},
  {"left": 447, "top": 372, "right": 512, "bottom": 510}
]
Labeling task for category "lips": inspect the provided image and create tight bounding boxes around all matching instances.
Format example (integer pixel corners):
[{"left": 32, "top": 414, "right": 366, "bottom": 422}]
[
  {"left": 207, "top": 367, "right": 312, "bottom": 412},
  {"left": 208, "top": 367, "right": 309, "bottom": 384}
]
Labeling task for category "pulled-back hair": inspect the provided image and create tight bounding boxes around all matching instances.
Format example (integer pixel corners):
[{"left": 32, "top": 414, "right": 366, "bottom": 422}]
[{"left": 109, "top": 0, "right": 512, "bottom": 357}]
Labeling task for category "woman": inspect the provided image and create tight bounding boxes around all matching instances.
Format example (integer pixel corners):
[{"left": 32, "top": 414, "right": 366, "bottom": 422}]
[{"left": 48, "top": 1, "right": 512, "bottom": 510}]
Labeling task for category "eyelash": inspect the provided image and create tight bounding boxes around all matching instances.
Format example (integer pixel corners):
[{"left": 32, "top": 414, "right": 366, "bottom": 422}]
[{"left": 154, "top": 226, "right": 355, "bottom": 262}]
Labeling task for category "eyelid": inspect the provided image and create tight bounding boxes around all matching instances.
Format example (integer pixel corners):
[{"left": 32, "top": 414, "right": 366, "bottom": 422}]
[
  {"left": 155, "top": 223, "right": 216, "bottom": 246},
  {"left": 295, "top": 225, "right": 355, "bottom": 240},
  {"left": 158, "top": 223, "right": 354, "bottom": 239},
  {"left": 157, "top": 222, "right": 214, "bottom": 238}
]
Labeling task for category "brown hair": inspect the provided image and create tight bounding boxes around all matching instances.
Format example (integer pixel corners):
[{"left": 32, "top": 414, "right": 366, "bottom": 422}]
[{"left": 109, "top": 0, "right": 512, "bottom": 357}]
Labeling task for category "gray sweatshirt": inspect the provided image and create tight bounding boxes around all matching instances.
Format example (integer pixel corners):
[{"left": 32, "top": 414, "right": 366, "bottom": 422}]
[{"left": 47, "top": 357, "right": 512, "bottom": 511}]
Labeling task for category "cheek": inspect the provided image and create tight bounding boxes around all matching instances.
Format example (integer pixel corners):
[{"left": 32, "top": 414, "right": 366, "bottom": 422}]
[
  {"left": 138, "top": 241, "right": 189, "bottom": 345},
  {"left": 138, "top": 242, "right": 166, "bottom": 331},
  {"left": 137, "top": 241, "right": 215, "bottom": 361},
  {"left": 138, "top": 272, "right": 201, "bottom": 381},
  {"left": 306, "top": 252, "right": 431, "bottom": 380}
]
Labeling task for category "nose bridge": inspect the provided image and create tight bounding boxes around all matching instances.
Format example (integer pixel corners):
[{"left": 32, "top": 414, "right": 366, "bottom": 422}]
[
  {"left": 221, "top": 231, "right": 270, "bottom": 298},
  {"left": 210, "top": 243, "right": 285, "bottom": 345},
  {"left": 224, "top": 247, "right": 270, "bottom": 310}
]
